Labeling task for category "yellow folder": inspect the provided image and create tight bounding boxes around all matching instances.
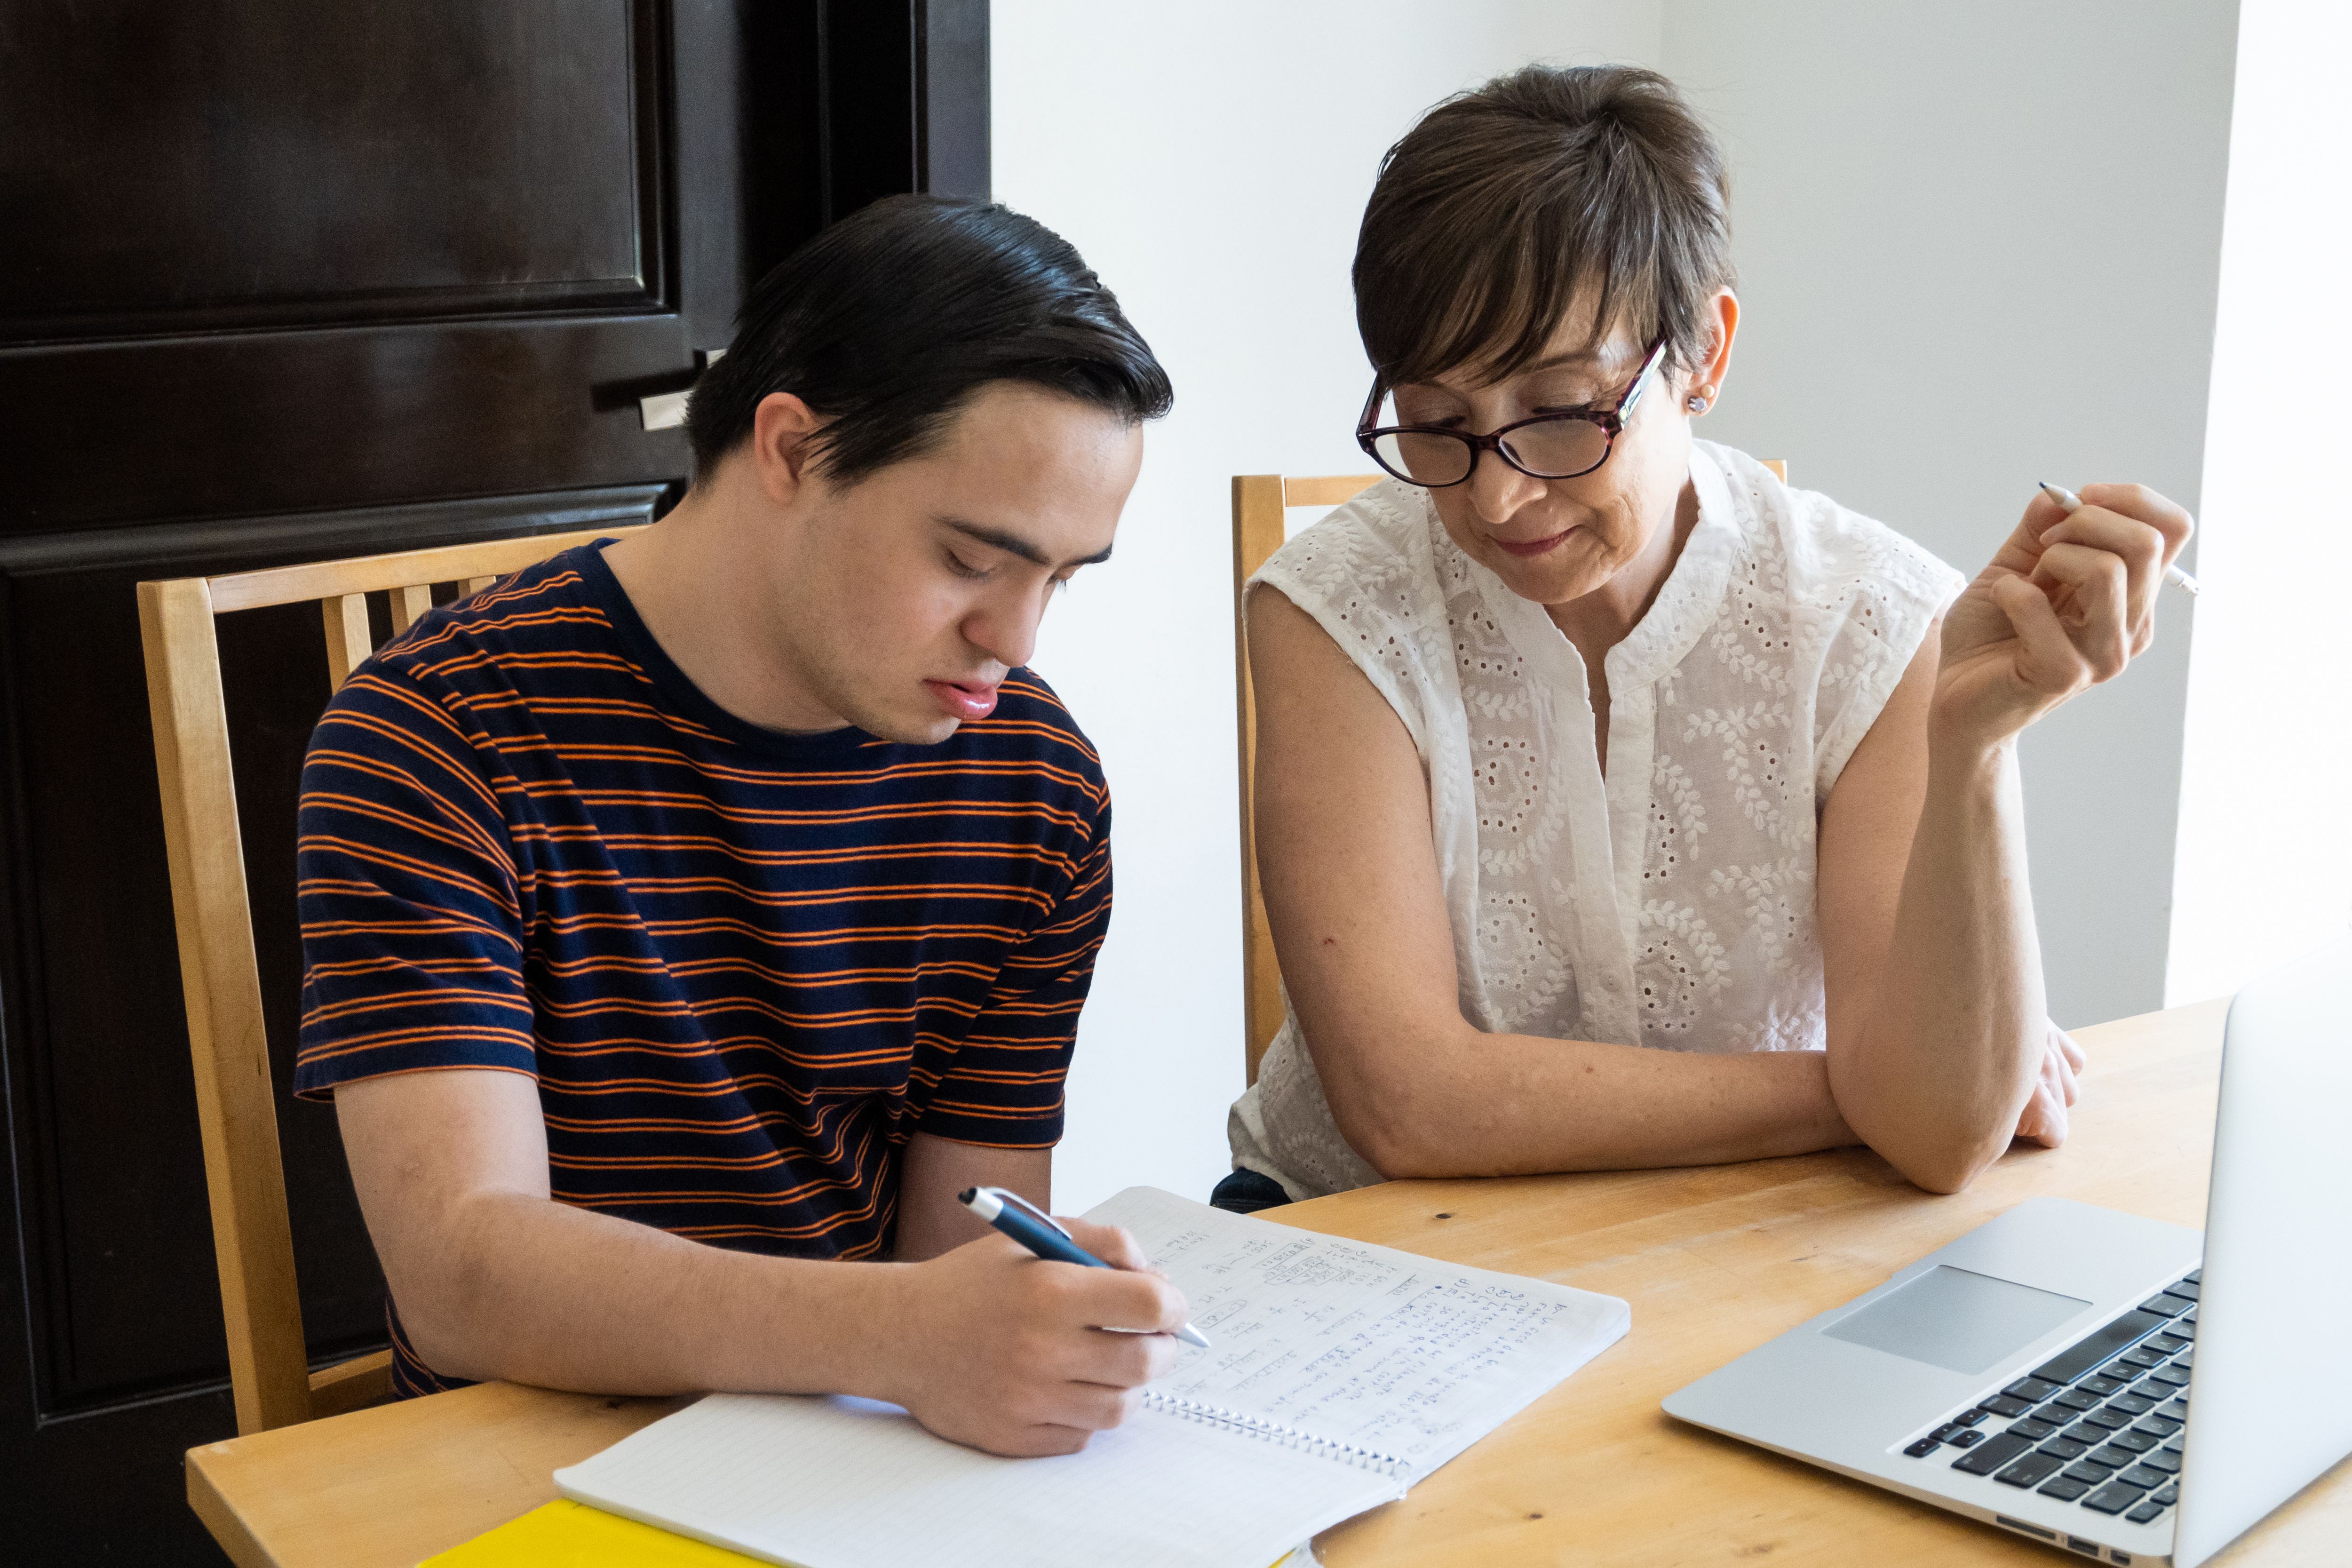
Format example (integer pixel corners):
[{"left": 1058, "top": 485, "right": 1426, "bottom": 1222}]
[
  {"left": 423, "top": 1498, "right": 1317, "bottom": 1567},
  {"left": 421, "top": 1499, "right": 766, "bottom": 1566}
]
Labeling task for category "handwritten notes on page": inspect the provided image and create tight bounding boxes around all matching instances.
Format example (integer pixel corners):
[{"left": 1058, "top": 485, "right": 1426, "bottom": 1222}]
[{"left": 1086, "top": 1186, "right": 1631, "bottom": 1475}]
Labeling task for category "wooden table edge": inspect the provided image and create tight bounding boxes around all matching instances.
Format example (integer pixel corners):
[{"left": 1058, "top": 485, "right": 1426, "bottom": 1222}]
[
  {"left": 184, "top": 1381, "right": 690, "bottom": 1568},
  {"left": 187, "top": 1457, "right": 274, "bottom": 1568}
]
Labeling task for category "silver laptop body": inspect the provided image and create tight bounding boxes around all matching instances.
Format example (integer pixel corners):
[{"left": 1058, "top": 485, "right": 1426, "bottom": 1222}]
[{"left": 1663, "top": 936, "right": 2352, "bottom": 1566}]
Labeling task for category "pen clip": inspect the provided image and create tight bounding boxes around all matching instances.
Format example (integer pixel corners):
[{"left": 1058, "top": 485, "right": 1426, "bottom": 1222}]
[{"left": 987, "top": 1186, "right": 1074, "bottom": 1241}]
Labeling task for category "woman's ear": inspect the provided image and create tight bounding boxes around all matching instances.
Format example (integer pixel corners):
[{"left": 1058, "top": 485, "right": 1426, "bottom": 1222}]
[{"left": 1685, "top": 289, "right": 1741, "bottom": 413}]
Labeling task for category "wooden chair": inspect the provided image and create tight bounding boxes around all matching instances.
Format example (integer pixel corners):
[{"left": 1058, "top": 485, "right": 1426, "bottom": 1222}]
[
  {"left": 137, "top": 525, "right": 643, "bottom": 1435},
  {"left": 1230, "top": 460, "right": 1786, "bottom": 1090}
]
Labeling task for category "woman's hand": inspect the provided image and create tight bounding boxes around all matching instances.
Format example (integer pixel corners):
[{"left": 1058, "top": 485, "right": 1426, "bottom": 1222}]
[
  {"left": 2012, "top": 1021, "right": 2086, "bottom": 1148},
  {"left": 1932, "top": 484, "right": 2193, "bottom": 751}
]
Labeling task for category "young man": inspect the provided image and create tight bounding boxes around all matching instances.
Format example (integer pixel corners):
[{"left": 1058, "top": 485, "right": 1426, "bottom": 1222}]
[{"left": 294, "top": 197, "right": 1186, "bottom": 1458}]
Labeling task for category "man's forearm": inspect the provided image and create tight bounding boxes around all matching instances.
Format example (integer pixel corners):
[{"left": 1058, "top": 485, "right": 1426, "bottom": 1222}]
[
  {"left": 1830, "top": 737, "right": 2043, "bottom": 1192},
  {"left": 404, "top": 1189, "right": 910, "bottom": 1397}
]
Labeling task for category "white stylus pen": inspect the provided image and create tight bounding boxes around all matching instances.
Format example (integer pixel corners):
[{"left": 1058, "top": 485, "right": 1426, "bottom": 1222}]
[{"left": 2038, "top": 482, "right": 2200, "bottom": 596}]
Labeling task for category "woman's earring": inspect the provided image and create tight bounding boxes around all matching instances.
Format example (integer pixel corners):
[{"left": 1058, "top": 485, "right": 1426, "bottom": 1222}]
[{"left": 1685, "top": 389, "right": 1713, "bottom": 414}]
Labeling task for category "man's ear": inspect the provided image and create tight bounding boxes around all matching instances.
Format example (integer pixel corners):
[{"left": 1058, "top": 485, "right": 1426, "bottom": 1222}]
[{"left": 747, "top": 392, "right": 827, "bottom": 507}]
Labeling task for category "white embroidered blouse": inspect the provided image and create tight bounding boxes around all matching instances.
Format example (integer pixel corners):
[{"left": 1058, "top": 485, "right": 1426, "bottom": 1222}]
[{"left": 1227, "top": 440, "right": 1966, "bottom": 1200}]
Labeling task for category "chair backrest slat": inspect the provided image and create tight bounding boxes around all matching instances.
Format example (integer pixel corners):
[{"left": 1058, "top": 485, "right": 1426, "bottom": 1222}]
[
  {"left": 323, "top": 594, "right": 373, "bottom": 694},
  {"left": 209, "top": 525, "right": 635, "bottom": 613},
  {"left": 389, "top": 583, "right": 434, "bottom": 635},
  {"left": 1280, "top": 475, "right": 1374, "bottom": 509}
]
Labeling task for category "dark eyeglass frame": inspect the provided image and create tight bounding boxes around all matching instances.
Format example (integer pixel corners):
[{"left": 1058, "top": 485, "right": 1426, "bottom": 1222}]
[{"left": 1356, "top": 334, "right": 1671, "bottom": 487}]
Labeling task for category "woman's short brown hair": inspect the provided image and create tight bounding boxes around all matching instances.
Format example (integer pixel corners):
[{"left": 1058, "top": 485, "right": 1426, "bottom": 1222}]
[{"left": 1355, "top": 64, "right": 1734, "bottom": 392}]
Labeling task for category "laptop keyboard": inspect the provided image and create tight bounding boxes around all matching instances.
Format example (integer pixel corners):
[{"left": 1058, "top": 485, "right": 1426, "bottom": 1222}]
[{"left": 1903, "top": 1269, "right": 2199, "bottom": 1532}]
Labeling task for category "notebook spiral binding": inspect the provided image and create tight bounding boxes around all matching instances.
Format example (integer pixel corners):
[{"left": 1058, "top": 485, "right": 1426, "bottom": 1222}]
[{"left": 1139, "top": 1390, "right": 1414, "bottom": 1481}]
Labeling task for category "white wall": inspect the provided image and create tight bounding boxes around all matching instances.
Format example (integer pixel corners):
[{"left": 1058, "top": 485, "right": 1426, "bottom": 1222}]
[
  {"left": 996, "top": 1, "right": 1667, "bottom": 1213},
  {"left": 2167, "top": 0, "right": 2352, "bottom": 1003},
  {"left": 1660, "top": 1, "right": 2238, "bottom": 1029},
  {"left": 996, "top": 1, "right": 2244, "bottom": 1212}
]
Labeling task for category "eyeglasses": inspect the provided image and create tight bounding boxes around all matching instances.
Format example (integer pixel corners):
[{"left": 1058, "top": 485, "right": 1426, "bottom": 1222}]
[{"left": 1356, "top": 335, "right": 1669, "bottom": 488}]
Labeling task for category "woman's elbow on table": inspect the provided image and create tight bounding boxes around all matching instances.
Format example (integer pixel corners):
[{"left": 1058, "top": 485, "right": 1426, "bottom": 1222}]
[
  {"left": 1326, "top": 1082, "right": 1451, "bottom": 1182},
  {"left": 1352, "top": 1126, "right": 1462, "bottom": 1184},
  {"left": 1876, "top": 1124, "right": 2017, "bottom": 1197},
  {"left": 1895, "top": 1155, "right": 1985, "bottom": 1198},
  {"left": 1311, "top": 1030, "right": 1481, "bottom": 1181},
  {"left": 1891, "top": 1050, "right": 2075, "bottom": 1194}
]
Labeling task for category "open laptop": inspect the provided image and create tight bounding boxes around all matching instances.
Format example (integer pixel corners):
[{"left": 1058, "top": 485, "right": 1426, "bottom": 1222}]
[{"left": 1663, "top": 935, "right": 2352, "bottom": 1565}]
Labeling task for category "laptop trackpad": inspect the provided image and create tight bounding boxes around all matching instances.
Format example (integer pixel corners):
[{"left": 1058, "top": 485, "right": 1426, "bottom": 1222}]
[{"left": 1822, "top": 1265, "right": 2091, "bottom": 1376}]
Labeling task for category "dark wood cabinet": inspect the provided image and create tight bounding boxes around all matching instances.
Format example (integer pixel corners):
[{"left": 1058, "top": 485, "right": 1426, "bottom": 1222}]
[{"left": 0, "top": 3, "right": 986, "bottom": 1556}]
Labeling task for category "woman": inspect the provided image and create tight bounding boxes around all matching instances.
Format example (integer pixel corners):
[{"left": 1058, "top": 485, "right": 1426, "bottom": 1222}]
[{"left": 1219, "top": 64, "right": 2190, "bottom": 1209}]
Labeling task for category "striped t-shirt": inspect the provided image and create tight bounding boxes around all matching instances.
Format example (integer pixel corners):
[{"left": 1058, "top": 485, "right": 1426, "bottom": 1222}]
[{"left": 293, "top": 543, "right": 1112, "bottom": 1395}]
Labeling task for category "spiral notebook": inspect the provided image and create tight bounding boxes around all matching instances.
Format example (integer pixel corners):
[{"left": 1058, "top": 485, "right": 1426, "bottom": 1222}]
[{"left": 554, "top": 1186, "right": 1630, "bottom": 1568}]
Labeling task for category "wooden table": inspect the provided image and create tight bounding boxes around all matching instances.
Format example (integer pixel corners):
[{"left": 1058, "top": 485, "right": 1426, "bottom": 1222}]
[{"left": 188, "top": 1000, "right": 2350, "bottom": 1566}]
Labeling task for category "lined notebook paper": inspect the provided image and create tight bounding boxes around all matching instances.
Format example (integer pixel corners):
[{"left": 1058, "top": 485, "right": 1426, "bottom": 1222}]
[{"left": 554, "top": 1187, "right": 1628, "bottom": 1568}]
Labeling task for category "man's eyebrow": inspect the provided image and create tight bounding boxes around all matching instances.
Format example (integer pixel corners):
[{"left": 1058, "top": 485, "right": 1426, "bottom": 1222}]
[{"left": 940, "top": 517, "right": 1113, "bottom": 568}]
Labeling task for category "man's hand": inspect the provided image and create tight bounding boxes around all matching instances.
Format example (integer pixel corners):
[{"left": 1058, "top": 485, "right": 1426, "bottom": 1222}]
[
  {"left": 2012, "top": 1021, "right": 2086, "bottom": 1148},
  {"left": 874, "top": 1219, "right": 1190, "bottom": 1457}
]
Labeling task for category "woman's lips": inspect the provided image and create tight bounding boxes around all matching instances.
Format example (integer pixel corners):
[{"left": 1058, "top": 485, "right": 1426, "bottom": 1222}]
[
  {"left": 924, "top": 679, "right": 999, "bottom": 720},
  {"left": 1492, "top": 530, "right": 1573, "bottom": 559}
]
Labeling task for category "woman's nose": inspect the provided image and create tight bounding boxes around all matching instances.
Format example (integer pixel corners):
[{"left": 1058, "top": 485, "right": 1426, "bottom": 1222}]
[{"left": 1464, "top": 445, "right": 1543, "bottom": 525}]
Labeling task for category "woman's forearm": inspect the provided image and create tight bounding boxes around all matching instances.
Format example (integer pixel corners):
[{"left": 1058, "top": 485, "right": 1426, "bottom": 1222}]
[
  {"left": 1319, "top": 1026, "right": 1856, "bottom": 1180},
  {"left": 1827, "top": 735, "right": 2044, "bottom": 1192}
]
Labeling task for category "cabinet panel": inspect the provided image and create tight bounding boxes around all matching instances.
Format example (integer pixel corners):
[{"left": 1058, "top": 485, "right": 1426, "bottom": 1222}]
[{"left": 0, "top": 0, "right": 662, "bottom": 338}]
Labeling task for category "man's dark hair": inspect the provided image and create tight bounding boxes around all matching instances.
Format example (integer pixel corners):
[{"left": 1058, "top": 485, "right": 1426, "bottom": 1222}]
[
  {"left": 686, "top": 195, "right": 1172, "bottom": 486},
  {"left": 1355, "top": 64, "right": 1735, "bottom": 391}
]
